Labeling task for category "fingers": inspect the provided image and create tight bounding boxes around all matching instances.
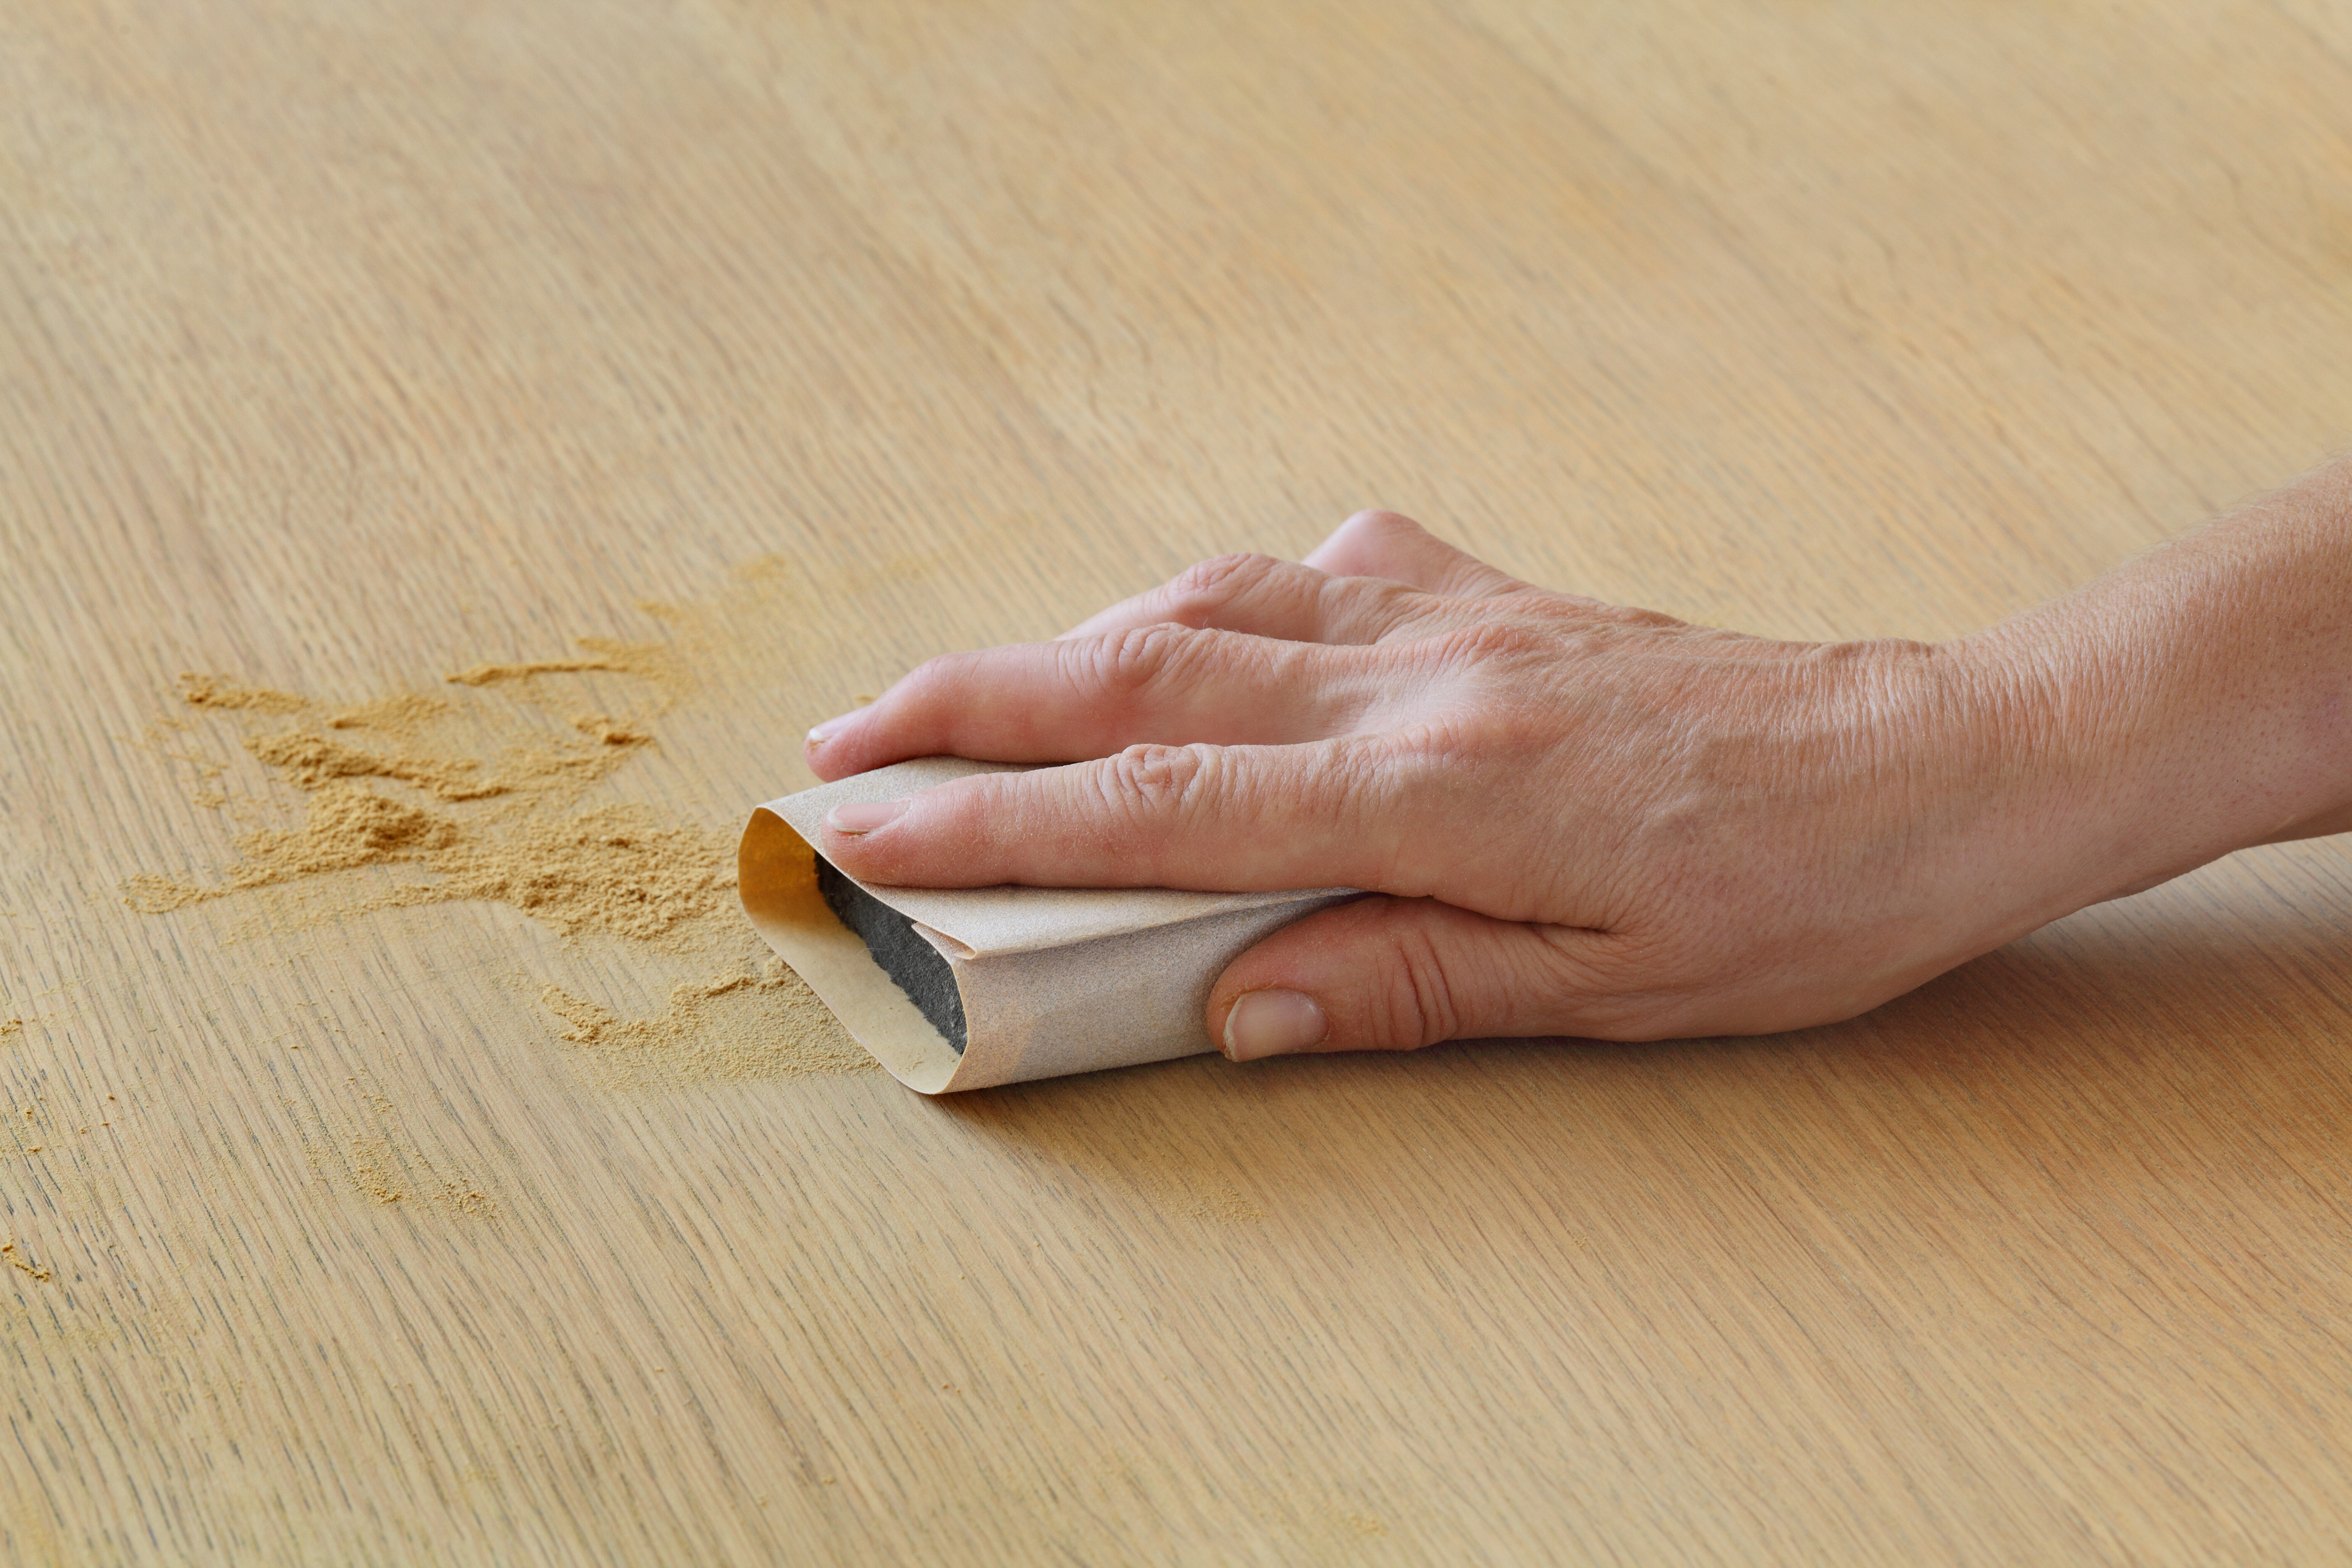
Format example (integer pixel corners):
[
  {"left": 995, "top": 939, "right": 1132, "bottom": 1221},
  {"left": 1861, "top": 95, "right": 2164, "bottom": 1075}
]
[
  {"left": 1303, "top": 510, "right": 1525, "bottom": 599},
  {"left": 816, "top": 739, "right": 1413, "bottom": 893},
  {"left": 1055, "top": 552, "right": 1428, "bottom": 646},
  {"left": 1207, "top": 896, "right": 1642, "bottom": 1056},
  {"left": 806, "top": 625, "right": 1389, "bottom": 780}
]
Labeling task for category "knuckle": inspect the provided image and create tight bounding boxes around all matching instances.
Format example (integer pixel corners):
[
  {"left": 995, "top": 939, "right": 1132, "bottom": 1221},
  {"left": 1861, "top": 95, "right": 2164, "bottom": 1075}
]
[
  {"left": 1097, "top": 741, "right": 1217, "bottom": 819},
  {"left": 1366, "top": 905, "right": 1461, "bottom": 1050},
  {"left": 1164, "top": 552, "right": 1276, "bottom": 619},
  {"left": 1077, "top": 623, "right": 1196, "bottom": 699},
  {"left": 896, "top": 651, "right": 973, "bottom": 712},
  {"left": 1430, "top": 619, "right": 1542, "bottom": 667},
  {"left": 1341, "top": 509, "right": 1421, "bottom": 547}
]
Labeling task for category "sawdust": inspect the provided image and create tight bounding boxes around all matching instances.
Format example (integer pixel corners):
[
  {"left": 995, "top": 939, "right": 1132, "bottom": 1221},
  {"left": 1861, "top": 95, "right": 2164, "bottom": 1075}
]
[
  {"left": 571, "top": 713, "right": 649, "bottom": 746},
  {"left": 136, "top": 617, "right": 875, "bottom": 1100},
  {"left": 327, "top": 693, "right": 450, "bottom": 733},
  {"left": 180, "top": 673, "right": 307, "bottom": 713},
  {"left": 540, "top": 960, "right": 876, "bottom": 1089},
  {"left": 0, "top": 1240, "right": 53, "bottom": 1283},
  {"left": 445, "top": 637, "right": 673, "bottom": 689},
  {"left": 1138, "top": 1172, "right": 1266, "bottom": 1224},
  {"left": 131, "top": 789, "right": 731, "bottom": 945},
  {"left": 245, "top": 730, "right": 508, "bottom": 800},
  {"left": 125, "top": 787, "right": 456, "bottom": 912},
  {"left": 0, "top": 1018, "right": 20, "bottom": 1045},
  {"left": 300, "top": 1089, "right": 501, "bottom": 1217},
  {"left": 416, "top": 807, "right": 731, "bottom": 942}
]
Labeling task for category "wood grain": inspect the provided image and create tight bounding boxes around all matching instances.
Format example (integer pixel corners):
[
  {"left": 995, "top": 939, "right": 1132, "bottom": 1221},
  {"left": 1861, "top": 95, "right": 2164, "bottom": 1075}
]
[{"left": 7, "top": 1, "right": 2352, "bottom": 1561}]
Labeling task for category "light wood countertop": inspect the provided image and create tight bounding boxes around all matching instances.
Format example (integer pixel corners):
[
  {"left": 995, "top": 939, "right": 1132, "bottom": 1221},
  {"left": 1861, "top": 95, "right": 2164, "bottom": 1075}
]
[{"left": 7, "top": 2, "right": 2352, "bottom": 1561}]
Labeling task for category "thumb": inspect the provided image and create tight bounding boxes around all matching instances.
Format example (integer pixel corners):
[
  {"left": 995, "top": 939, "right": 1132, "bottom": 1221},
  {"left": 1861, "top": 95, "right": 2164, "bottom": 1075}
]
[{"left": 1208, "top": 896, "right": 1616, "bottom": 1060}]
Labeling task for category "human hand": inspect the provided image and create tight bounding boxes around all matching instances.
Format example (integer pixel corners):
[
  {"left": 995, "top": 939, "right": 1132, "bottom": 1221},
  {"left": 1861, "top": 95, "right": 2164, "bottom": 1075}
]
[
  {"left": 802, "top": 511, "right": 2073, "bottom": 1060},
  {"left": 808, "top": 459, "right": 2352, "bottom": 1063}
]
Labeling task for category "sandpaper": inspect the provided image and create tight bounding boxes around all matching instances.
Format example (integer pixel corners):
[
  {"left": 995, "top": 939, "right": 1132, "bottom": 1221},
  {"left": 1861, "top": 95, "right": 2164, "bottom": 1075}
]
[{"left": 738, "top": 757, "right": 1355, "bottom": 1093}]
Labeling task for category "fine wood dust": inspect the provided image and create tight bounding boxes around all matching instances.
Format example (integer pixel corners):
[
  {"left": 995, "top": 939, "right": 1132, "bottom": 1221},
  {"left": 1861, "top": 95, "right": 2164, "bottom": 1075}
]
[
  {"left": 132, "top": 643, "right": 870, "bottom": 1087},
  {"left": 327, "top": 693, "right": 450, "bottom": 732},
  {"left": 296, "top": 1087, "right": 501, "bottom": 1217},
  {"left": 179, "top": 673, "right": 307, "bottom": 713},
  {"left": 403, "top": 806, "right": 731, "bottom": 942},
  {"left": 444, "top": 637, "right": 676, "bottom": 691},
  {"left": 1136, "top": 1173, "right": 1265, "bottom": 1225},
  {"left": 540, "top": 960, "right": 875, "bottom": 1089},
  {"left": 244, "top": 731, "right": 509, "bottom": 801}
]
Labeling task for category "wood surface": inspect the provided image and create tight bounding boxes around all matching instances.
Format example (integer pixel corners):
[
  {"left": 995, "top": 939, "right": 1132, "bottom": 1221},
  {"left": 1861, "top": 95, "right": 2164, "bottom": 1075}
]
[{"left": 7, "top": 1, "right": 2352, "bottom": 1562}]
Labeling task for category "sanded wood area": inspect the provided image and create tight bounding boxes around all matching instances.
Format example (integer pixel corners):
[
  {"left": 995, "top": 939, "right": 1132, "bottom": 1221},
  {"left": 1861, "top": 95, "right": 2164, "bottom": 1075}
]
[{"left": 7, "top": 1, "right": 2352, "bottom": 1562}]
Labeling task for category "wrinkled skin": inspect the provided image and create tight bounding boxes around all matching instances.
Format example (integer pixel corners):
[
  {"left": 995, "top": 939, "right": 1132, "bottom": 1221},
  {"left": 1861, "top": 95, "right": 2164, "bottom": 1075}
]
[{"left": 807, "top": 463, "right": 2352, "bottom": 1062}]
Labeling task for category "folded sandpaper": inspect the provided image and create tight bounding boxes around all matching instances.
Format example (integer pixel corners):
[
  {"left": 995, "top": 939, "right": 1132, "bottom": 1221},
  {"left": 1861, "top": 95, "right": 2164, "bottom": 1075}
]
[{"left": 738, "top": 757, "right": 1355, "bottom": 1093}]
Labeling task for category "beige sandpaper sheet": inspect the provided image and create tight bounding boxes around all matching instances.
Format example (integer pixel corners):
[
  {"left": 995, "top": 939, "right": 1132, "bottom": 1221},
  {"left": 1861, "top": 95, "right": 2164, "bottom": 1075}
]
[{"left": 738, "top": 758, "right": 1355, "bottom": 1092}]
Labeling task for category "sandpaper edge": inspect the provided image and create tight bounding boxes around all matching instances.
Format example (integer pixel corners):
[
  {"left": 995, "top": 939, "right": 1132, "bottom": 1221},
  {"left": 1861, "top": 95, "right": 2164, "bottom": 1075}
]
[{"left": 737, "top": 805, "right": 968, "bottom": 1094}]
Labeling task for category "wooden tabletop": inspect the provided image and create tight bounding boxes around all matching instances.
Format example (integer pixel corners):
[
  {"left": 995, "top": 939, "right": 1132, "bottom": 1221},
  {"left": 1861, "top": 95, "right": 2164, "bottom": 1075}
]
[{"left": 8, "top": 2, "right": 2352, "bottom": 1562}]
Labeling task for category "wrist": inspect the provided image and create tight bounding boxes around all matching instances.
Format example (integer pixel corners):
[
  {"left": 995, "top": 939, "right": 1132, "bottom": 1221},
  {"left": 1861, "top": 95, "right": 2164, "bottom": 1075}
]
[{"left": 1951, "top": 460, "right": 2352, "bottom": 916}]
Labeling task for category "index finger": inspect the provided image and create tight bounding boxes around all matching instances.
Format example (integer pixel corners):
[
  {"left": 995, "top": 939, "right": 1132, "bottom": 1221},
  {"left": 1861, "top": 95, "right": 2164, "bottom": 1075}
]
[{"left": 816, "top": 738, "right": 1425, "bottom": 895}]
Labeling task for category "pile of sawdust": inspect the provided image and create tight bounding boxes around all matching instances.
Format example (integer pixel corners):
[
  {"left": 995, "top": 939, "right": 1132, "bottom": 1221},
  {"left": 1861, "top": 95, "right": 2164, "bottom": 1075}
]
[
  {"left": 245, "top": 730, "right": 507, "bottom": 801},
  {"left": 541, "top": 961, "right": 874, "bottom": 1089},
  {"left": 134, "top": 655, "right": 873, "bottom": 1090},
  {"left": 130, "top": 780, "right": 727, "bottom": 945},
  {"left": 131, "top": 681, "right": 691, "bottom": 933},
  {"left": 125, "top": 786, "right": 455, "bottom": 910},
  {"left": 418, "top": 806, "right": 731, "bottom": 941}
]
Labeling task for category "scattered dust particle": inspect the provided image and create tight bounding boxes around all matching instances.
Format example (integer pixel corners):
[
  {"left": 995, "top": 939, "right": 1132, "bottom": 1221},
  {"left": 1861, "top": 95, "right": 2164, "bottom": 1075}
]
[
  {"left": 1138, "top": 1173, "right": 1265, "bottom": 1225},
  {"left": 572, "top": 714, "right": 651, "bottom": 747},
  {"left": 347, "top": 1134, "right": 405, "bottom": 1204},
  {"left": 1343, "top": 1515, "right": 1389, "bottom": 1538},
  {"left": 327, "top": 693, "right": 449, "bottom": 732},
  {"left": 246, "top": 730, "right": 507, "bottom": 801},
  {"left": 444, "top": 638, "right": 669, "bottom": 688},
  {"left": 539, "top": 960, "right": 875, "bottom": 1088},
  {"left": 0, "top": 1017, "right": 20, "bottom": 1043},
  {"left": 299, "top": 1093, "right": 501, "bottom": 1218},
  {"left": 181, "top": 673, "right": 307, "bottom": 713},
  {"left": 0, "top": 1241, "right": 53, "bottom": 1283}
]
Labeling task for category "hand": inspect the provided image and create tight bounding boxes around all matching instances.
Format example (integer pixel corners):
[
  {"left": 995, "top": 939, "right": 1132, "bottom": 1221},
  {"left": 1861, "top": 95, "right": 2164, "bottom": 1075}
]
[
  {"left": 802, "top": 511, "right": 2059, "bottom": 1059},
  {"left": 806, "top": 464, "right": 2352, "bottom": 1063}
]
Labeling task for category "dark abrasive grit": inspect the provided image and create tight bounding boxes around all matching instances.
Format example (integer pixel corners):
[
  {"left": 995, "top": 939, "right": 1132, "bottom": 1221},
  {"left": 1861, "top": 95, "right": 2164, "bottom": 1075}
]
[{"left": 815, "top": 855, "right": 969, "bottom": 1053}]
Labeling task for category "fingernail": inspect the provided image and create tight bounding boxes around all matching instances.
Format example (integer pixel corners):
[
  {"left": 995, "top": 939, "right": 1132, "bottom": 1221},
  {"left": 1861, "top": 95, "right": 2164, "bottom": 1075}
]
[
  {"left": 825, "top": 798, "right": 909, "bottom": 834},
  {"left": 806, "top": 713, "right": 856, "bottom": 747},
  {"left": 1223, "top": 989, "right": 1328, "bottom": 1062}
]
